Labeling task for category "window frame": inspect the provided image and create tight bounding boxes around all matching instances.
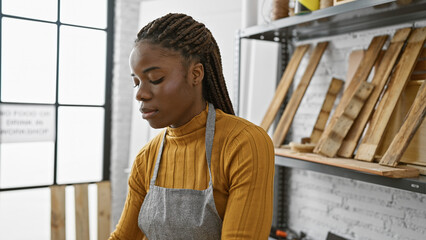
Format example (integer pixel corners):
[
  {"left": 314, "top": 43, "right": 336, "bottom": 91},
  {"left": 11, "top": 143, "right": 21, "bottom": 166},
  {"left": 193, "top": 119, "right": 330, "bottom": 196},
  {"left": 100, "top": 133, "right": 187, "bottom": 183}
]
[{"left": 0, "top": 0, "right": 114, "bottom": 192}]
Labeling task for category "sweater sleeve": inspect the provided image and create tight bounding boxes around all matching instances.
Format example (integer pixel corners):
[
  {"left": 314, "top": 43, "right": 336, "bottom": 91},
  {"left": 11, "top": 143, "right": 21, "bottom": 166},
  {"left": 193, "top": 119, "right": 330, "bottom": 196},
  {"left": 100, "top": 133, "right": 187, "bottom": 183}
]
[
  {"left": 108, "top": 153, "right": 147, "bottom": 240},
  {"left": 221, "top": 125, "right": 275, "bottom": 239}
]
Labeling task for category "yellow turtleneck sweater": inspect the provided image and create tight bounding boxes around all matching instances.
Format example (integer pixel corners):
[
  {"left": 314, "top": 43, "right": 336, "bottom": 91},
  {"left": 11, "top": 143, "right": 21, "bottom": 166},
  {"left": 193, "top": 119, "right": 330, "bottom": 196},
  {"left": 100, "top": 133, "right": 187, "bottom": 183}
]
[{"left": 109, "top": 105, "right": 275, "bottom": 240}]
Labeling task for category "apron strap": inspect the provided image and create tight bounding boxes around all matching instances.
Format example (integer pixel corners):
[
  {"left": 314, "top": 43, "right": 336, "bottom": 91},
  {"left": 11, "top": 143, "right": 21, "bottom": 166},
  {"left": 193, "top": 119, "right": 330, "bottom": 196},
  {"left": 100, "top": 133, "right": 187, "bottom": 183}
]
[
  {"left": 205, "top": 103, "right": 216, "bottom": 184},
  {"left": 150, "top": 130, "right": 167, "bottom": 186}
]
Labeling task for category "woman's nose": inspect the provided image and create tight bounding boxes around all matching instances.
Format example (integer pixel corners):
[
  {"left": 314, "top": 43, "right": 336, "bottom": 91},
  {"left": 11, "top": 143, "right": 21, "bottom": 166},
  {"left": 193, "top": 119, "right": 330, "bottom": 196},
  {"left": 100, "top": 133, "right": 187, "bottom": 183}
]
[{"left": 135, "top": 82, "right": 152, "bottom": 101}]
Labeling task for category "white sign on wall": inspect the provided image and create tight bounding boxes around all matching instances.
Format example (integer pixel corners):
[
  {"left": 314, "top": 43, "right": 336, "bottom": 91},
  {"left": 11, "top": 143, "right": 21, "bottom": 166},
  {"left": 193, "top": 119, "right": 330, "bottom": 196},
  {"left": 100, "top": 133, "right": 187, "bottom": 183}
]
[{"left": 0, "top": 104, "right": 56, "bottom": 143}]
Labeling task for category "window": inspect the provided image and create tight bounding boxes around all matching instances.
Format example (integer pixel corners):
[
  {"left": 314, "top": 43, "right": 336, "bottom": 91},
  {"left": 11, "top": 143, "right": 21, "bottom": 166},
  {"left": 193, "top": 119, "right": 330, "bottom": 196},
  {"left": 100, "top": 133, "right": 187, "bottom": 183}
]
[{"left": 0, "top": 0, "right": 113, "bottom": 238}]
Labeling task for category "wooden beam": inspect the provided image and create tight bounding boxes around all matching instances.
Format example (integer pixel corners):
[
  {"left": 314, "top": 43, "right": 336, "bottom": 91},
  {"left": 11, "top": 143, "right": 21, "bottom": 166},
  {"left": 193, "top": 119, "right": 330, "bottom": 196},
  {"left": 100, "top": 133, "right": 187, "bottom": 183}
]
[
  {"left": 310, "top": 78, "right": 344, "bottom": 143},
  {"left": 338, "top": 28, "right": 412, "bottom": 157},
  {"left": 315, "top": 82, "right": 374, "bottom": 157},
  {"left": 314, "top": 35, "right": 388, "bottom": 153},
  {"left": 260, "top": 44, "right": 310, "bottom": 131},
  {"left": 51, "top": 185, "right": 66, "bottom": 240},
  {"left": 356, "top": 27, "right": 426, "bottom": 161},
  {"left": 272, "top": 42, "right": 328, "bottom": 147},
  {"left": 379, "top": 80, "right": 426, "bottom": 167},
  {"left": 75, "top": 184, "right": 90, "bottom": 240},
  {"left": 97, "top": 181, "right": 111, "bottom": 240}
]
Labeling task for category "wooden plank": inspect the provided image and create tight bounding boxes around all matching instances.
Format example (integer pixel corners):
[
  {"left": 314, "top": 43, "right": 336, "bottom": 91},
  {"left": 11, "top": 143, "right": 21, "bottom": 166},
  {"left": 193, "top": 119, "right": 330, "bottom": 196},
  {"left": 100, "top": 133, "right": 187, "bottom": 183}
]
[
  {"left": 51, "top": 185, "right": 66, "bottom": 240},
  {"left": 315, "top": 82, "right": 374, "bottom": 157},
  {"left": 310, "top": 78, "right": 344, "bottom": 143},
  {"left": 260, "top": 44, "right": 310, "bottom": 131},
  {"left": 419, "top": 46, "right": 426, "bottom": 58},
  {"left": 275, "top": 147, "right": 419, "bottom": 178},
  {"left": 314, "top": 35, "right": 388, "bottom": 153},
  {"left": 406, "top": 164, "right": 426, "bottom": 175},
  {"left": 344, "top": 50, "right": 365, "bottom": 91},
  {"left": 355, "top": 27, "right": 426, "bottom": 162},
  {"left": 379, "top": 80, "right": 426, "bottom": 167},
  {"left": 97, "top": 181, "right": 111, "bottom": 240},
  {"left": 376, "top": 80, "right": 426, "bottom": 166},
  {"left": 272, "top": 42, "right": 328, "bottom": 147},
  {"left": 75, "top": 184, "right": 90, "bottom": 240},
  {"left": 338, "top": 28, "right": 412, "bottom": 158}
]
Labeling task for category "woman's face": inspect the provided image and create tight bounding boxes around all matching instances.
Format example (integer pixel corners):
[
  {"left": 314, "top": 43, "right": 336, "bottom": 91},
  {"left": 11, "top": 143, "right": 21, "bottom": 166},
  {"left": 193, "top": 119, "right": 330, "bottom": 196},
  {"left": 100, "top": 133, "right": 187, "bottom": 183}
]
[{"left": 129, "top": 42, "right": 204, "bottom": 128}]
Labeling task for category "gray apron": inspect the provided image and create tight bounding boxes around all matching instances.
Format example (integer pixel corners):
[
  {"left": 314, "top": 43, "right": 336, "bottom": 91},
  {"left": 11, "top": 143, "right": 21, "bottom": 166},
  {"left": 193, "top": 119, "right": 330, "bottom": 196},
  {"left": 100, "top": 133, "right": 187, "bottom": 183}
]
[{"left": 138, "top": 103, "right": 222, "bottom": 239}]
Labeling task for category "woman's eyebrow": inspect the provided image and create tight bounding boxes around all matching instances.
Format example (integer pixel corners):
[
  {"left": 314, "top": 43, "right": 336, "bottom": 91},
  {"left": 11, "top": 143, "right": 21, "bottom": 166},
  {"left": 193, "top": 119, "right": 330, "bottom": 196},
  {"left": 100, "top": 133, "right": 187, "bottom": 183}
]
[{"left": 142, "top": 66, "right": 160, "bottom": 74}]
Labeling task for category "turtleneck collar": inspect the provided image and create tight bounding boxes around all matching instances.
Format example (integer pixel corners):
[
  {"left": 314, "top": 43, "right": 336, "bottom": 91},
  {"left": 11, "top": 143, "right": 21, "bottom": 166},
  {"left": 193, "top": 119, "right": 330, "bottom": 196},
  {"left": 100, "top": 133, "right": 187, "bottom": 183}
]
[{"left": 166, "top": 103, "right": 210, "bottom": 137}]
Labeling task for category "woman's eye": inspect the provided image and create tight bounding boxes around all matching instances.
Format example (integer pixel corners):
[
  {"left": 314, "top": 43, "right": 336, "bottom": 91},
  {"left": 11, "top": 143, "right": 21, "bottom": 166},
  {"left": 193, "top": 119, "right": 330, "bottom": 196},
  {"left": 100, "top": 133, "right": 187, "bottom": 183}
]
[{"left": 150, "top": 77, "right": 164, "bottom": 85}]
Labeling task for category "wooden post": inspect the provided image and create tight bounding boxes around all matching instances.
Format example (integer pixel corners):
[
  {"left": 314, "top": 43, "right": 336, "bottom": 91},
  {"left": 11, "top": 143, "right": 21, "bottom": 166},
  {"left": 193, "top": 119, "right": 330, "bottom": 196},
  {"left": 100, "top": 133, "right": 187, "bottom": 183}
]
[
  {"left": 310, "top": 77, "right": 344, "bottom": 143},
  {"left": 272, "top": 41, "right": 329, "bottom": 147},
  {"left": 51, "top": 185, "right": 66, "bottom": 240},
  {"left": 97, "top": 181, "right": 112, "bottom": 240},
  {"left": 75, "top": 184, "right": 90, "bottom": 240},
  {"left": 260, "top": 44, "right": 310, "bottom": 131}
]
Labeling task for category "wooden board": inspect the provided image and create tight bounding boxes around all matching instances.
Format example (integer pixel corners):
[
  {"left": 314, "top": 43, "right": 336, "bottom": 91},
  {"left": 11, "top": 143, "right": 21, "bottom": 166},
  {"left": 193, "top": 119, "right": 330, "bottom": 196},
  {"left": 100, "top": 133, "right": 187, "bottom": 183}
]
[
  {"left": 379, "top": 80, "right": 426, "bottom": 167},
  {"left": 275, "top": 148, "right": 419, "bottom": 178},
  {"left": 75, "top": 184, "right": 90, "bottom": 240},
  {"left": 260, "top": 44, "right": 310, "bottom": 131},
  {"left": 51, "top": 185, "right": 66, "bottom": 240},
  {"left": 310, "top": 78, "right": 344, "bottom": 143},
  {"left": 315, "top": 82, "right": 374, "bottom": 157},
  {"left": 406, "top": 164, "right": 426, "bottom": 175},
  {"left": 344, "top": 50, "right": 365, "bottom": 91},
  {"left": 314, "top": 35, "right": 388, "bottom": 153},
  {"left": 356, "top": 27, "right": 426, "bottom": 162},
  {"left": 97, "top": 181, "right": 112, "bottom": 240},
  {"left": 376, "top": 80, "right": 426, "bottom": 166},
  {"left": 272, "top": 42, "right": 329, "bottom": 147},
  {"left": 338, "top": 28, "right": 412, "bottom": 158}
]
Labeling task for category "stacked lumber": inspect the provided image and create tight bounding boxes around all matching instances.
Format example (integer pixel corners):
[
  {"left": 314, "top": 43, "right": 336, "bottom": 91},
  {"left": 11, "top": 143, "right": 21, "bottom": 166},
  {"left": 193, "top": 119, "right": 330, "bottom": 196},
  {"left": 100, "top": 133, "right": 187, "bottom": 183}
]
[{"left": 262, "top": 27, "right": 426, "bottom": 178}]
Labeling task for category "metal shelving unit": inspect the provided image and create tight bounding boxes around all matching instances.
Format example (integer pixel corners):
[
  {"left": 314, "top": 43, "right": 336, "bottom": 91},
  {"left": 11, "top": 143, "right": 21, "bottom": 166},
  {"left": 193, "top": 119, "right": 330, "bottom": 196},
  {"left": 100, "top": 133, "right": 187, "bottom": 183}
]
[{"left": 234, "top": 2, "right": 426, "bottom": 227}]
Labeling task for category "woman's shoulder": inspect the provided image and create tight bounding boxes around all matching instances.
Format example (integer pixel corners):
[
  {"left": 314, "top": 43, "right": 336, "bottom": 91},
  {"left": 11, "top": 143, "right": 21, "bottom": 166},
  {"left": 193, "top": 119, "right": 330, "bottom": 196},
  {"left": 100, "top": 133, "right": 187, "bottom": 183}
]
[
  {"left": 215, "top": 109, "right": 272, "bottom": 142},
  {"left": 134, "top": 129, "right": 165, "bottom": 165}
]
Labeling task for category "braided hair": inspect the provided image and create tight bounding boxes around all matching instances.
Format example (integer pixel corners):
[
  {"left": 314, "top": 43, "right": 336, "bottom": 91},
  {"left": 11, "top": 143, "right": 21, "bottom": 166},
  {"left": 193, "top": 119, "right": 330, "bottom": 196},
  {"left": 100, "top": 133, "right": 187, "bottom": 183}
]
[{"left": 136, "top": 13, "right": 235, "bottom": 115}]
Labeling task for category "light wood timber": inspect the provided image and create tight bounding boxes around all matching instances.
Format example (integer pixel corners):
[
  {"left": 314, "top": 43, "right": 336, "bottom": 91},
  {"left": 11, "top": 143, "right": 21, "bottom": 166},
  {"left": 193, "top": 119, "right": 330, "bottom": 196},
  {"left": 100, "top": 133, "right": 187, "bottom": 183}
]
[
  {"left": 260, "top": 44, "right": 310, "bottom": 131},
  {"left": 97, "top": 181, "right": 112, "bottom": 240},
  {"left": 310, "top": 78, "right": 344, "bottom": 143},
  {"left": 75, "top": 184, "right": 90, "bottom": 240},
  {"left": 289, "top": 142, "right": 316, "bottom": 153},
  {"left": 355, "top": 27, "right": 426, "bottom": 162},
  {"left": 51, "top": 185, "right": 66, "bottom": 240},
  {"left": 406, "top": 164, "right": 426, "bottom": 175},
  {"left": 272, "top": 42, "right": 328, "bottom": 147},
  {"left": 379, "top": 80, "right": 426, "bottom": 167},
  {"left": 344, "top": 50, "right": 365, "bottom": 91},
  {"left": 275, "top": 147, "right": 419, "bottom": 178},
  {"left": 315, "top": 82, "right": 374, "bottom": 157},
  {"left": 314, "top": 35, "right": 388, "bottom": 153},
  {"left": 338, "top": 28, "right": 412, "bottom": 158}
]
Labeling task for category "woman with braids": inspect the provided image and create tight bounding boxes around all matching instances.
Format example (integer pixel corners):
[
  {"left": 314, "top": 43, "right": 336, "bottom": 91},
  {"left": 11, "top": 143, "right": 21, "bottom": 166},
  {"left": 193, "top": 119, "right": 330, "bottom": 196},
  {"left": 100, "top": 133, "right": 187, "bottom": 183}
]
[{"left": 109, "top": 13, "right": 274, "bottom": 240}]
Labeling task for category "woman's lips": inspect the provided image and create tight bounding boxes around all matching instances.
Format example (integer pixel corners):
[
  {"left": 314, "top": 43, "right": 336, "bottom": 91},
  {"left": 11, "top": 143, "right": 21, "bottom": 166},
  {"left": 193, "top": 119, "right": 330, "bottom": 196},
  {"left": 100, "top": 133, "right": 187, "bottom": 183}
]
[{"left": 140, "top": 108, "right": 158, "bottom": 119}]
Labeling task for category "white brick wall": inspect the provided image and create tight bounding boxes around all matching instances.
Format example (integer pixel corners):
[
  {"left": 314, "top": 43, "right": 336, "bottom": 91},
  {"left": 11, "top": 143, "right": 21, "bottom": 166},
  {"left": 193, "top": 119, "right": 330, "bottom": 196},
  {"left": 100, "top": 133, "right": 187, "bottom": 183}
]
[{"left": 285, "top": 22, "right": 426, "bottom": 240}]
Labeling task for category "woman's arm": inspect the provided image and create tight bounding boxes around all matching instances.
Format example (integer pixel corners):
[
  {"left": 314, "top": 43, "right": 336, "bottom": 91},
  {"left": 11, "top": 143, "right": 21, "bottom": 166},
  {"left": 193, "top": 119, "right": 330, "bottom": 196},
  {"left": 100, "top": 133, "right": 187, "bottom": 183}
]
[
  {"left": 221, "top": 126, "right": 275, "bottom": 239},
  {"left": 109, "top": 157, "right": 147, "bottom": 240}
]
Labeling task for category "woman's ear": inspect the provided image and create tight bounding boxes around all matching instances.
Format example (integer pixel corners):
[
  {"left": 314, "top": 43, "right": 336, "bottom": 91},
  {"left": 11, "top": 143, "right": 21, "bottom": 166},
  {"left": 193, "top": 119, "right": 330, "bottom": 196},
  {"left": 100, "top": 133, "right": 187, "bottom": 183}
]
[{"left": 190, "top": 62, "right": 204, "bottom": 86}]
